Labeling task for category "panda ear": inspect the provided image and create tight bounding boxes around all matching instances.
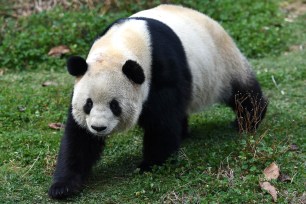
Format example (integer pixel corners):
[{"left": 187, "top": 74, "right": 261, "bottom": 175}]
[
  {"left": 67, "top": 56, "right": 88, "bottom": 76},
  {"left": 122, "top": 60, "right": 145, "bottom": 84}
]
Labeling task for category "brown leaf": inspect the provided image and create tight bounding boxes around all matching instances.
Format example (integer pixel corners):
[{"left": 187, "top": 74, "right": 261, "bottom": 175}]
[
  {"left": 260, "top": 181, "right": 277, "bottom": 202},
  {"left": 42, "top": 81, "right": 58, "bottom": 87},
  {"left": 278, "top": 173, "right": 291, "bottom": 182},
  {"left": 48, "top": 123, "right": 65, "bottom": 130},
  {"left": 48, "top": 45, "right": 70, "bottom": 57},
  {"left": 263, "top": 162, "right": 280, "bottom": 180}
]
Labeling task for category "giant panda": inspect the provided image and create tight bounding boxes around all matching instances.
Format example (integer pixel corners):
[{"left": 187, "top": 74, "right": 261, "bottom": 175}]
[{"left": 48, "top": 4, "right": 267, "bottom": 199}]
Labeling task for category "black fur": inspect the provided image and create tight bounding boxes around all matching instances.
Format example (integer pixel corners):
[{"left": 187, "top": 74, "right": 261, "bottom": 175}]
[
  {"left": 49, "top": 20, "right": 128, "bottom": 200},
  {"left": 83, "top": 98, "right": 93, "bottom": 115},
  {"left": 122, "top": 60, "right": 145, "bottom": 84},
  {"left": 49, "top": 17, "right": 192, "bottom": 199},
  {"left": 49, "top": 16, "right": 267, "bottom": 199},
  {"left": 96, "top": 18, "right": 126, "bottom": 41},
  {"left": 109, "top": 99, "right": 122, "bottom": 117},
  {"left": 181, "top": 115, "right": 190, "bottom": 139},
  {"left": 225, "top": 75, "right": 267, "bottom": 132},
  {"left": 48, "top": 106, "right": 104, "bottom": 199},
  {"left": 49, "top": 18, "right": 191, "bottom": 199},
  {"left": 133, "top": 17, "right": 192, "bottom": 171},
  {"left": 67, "top": 56, "right": 88, "bottom": 76}
]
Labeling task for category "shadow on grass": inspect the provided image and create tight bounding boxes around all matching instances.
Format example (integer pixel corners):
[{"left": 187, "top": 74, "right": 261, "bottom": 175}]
[
  {"left": 83, "top": 118, "right": 239, "bottom": 191},
  {"left": 190, "top": 119, "right": 237, "bottom": 140}
]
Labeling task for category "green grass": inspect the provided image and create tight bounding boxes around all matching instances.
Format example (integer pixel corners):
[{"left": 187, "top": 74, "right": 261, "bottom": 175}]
[
  {"left": 0, "top": 0, "right": 287, "bottom": 71},
  {"left": 0, "top": 1, "right": 305, "bottom": 203}
]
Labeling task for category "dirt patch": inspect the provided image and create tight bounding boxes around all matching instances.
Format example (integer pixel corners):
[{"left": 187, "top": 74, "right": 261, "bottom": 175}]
[
  {"left": 281, "top": 0, "right": 306, "bottom": 55},
  {"left": 281, "top": 0, "right": 306, "bottom": 22}
]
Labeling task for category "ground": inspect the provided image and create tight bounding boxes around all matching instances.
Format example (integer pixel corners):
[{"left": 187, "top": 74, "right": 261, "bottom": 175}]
[{"left": 0, "top": 0, "right": 305, "bottom": 203}]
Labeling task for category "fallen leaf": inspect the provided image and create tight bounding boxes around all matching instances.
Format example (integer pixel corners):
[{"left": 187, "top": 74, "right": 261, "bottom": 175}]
[
  {"left": 278, "top": 173, "right": 291, "bottom": 182},
  {"left": 264, "top": 162, "right": 280, "bottom": 180},
  {"left": 289, "top": 144, "right": 299, "bottom": 151},
  {"left": 48, "top": 123, "right": 65, "bottom": 130},
  {"left": 42, "top": 81, "right": 58, "bottom": 87},
  {"left": 260, "top": 181, "right": 277, "bottom": 202},
  {"left": 48, "top": 45, "right": 70, "bottom": 57}
]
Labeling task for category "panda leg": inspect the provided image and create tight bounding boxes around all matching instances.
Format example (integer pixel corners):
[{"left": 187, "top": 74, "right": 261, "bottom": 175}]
[
  {"left": 138, "top": 94, "right": 187, "bottom": 172},
  {"left": 225, "top": 77, "right": 268, "bottom": 132},
  {"left": 139, "top": 119, "right": 182, "bottom": 172},
  {"left": 181, "top": 115, "right": 190, "bottom": 139},
  {"left": 48, "top": 106, "right": 104, "bottom": 199}
]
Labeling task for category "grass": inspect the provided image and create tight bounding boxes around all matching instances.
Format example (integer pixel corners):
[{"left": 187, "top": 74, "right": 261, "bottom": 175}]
[
  {"left": 0, "top": 0, "right": 287, "bottom": 71},
  {"left": 0, "top": 1, "right": 305, "bottom": 203}
]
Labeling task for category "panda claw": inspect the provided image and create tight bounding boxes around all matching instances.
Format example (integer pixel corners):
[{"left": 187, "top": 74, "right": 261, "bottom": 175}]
[{"left": 48, "top": 181, "right": 80, "bottom": 199}]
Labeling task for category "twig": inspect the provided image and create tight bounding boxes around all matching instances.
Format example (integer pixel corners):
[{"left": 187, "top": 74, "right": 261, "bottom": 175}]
[
  {"left": 290, "top": 171, "right": 298, "bottom": 183},
  {"left": 271, "top": 75, "right": 285, "bottom": 95},
  {"left": 22, "top": 151, "right": 42, "bottom": 178}
]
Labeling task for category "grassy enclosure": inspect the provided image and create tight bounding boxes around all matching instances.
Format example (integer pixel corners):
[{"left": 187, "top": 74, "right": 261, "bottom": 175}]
[{"left": 0, "top": 0, "right": 305, "bottom": 203}]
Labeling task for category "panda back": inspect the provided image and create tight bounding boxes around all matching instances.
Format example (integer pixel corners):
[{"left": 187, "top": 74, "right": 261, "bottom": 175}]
[{"left": 132, "top": 5, "right": 251, "bottom": 112}]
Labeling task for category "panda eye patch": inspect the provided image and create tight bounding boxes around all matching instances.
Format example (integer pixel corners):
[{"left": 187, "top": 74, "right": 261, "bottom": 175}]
[
  {"left": 110, "top": 99, "right": 122, "bottom": 117},
  {"left": 83, "top": 98, "right": 93, "bottom": 114}
]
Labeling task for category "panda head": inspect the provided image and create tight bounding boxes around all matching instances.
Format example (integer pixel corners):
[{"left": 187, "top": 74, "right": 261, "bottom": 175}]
[{"left": 67, "top": 56, "right": 145, "bottom": 137}]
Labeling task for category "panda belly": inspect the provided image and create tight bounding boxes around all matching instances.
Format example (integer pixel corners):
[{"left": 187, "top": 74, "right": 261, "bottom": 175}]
[{"left": 132, "top": 5, "right": 233, "bottom": 114}]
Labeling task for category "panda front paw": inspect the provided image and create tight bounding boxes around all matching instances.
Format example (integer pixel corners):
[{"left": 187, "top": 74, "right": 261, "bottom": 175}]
[
  {"left": 138, "top": 160, "right": 153, "bottom": 173},
  {"left": 48, "top": 181, "right": 82, "bottom": 199}
]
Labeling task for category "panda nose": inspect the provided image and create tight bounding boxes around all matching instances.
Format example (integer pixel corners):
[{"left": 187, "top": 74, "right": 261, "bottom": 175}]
[{"left": 91, "top": 125, "right": 107, "bottom": 132}]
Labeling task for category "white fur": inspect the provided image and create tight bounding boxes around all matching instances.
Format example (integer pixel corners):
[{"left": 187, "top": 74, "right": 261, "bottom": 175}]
[
  {"left": 72, "top": 5, "right": 252, "bottom": 135},
  {"left": 72, "top": 20, "right": 152, "bottom": 135},
  {"left": 132, "top": 5, "right": 251, "bottom": 113}
]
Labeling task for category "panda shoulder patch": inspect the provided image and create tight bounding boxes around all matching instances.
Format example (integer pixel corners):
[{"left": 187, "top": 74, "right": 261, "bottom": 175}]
[{"left": 122, "top": 60, "right": 145, "bottom": 84}]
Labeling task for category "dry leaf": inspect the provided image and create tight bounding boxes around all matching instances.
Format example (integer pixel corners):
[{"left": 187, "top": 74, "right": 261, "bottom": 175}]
[
  {"left": 278, "top": 173, "right": 291, "bottom": 182},
  {"left": 42, "top": 81, "right": 58, "bottom": 87},
  {"left": 48, "top": 123, "right": 65, "bottom": 130},
  {"left": 260, "top": 181, "right": 277, "bottom": 202},
  {"left": 264, "top": 162, "right": 280, "bottom": 180},
  {"left": 48, "top": 45, "right": 70, "bottom": 57}
]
